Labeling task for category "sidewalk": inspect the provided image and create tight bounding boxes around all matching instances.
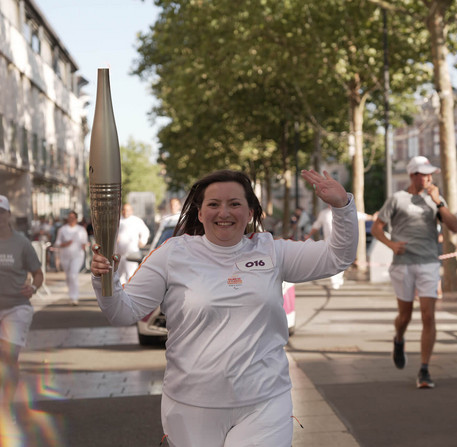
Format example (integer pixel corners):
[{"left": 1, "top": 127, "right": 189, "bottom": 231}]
[
  {"left": 288, "top": 354, "right": 358, "bottom": 446},
  {"left": 287, "top": 274, "right": 457, "bottom": 447}
]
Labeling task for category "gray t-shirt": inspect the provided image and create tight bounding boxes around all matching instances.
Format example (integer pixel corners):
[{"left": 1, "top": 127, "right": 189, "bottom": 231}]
[
  {"left": 0, "top": 230, "right": 41, "bottom": 310},
  {"left": 378, "top": 190, "right": 443, "bottom": 265}
]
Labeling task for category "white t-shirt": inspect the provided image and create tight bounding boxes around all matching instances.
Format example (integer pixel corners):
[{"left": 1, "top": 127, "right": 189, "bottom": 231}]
[
  {"left": 116, "top": 215, "right": 150, "bottom": 255},
  {"left": 55, "top": 224, "right": 88, "bottom": 260},
  {"left": 94, "top": 196, "right": 358, "bottom": 408},
  {"left": 311, "top": 207, "right": 333, "bottom": 240}
]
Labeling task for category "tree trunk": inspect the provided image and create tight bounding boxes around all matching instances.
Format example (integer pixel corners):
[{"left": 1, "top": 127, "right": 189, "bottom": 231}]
[
  {"left": 264, "top": 165, "right": 273, "bottom": 217},
  {"left": 312, "top": 129, "right": 322, "bottom": 218},
  {"left": 349, "top": 75, "right": 368, "bottom": 274},
  {"left": 426, "top": 0, "right": 457, "bottom": 292},
  {"left": 280, "top": 124, "right": 291, "bottom": 238}
]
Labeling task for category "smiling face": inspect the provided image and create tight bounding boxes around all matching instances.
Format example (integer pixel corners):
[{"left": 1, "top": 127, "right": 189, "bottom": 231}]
[{"left": 198, "top": 181, "right": 253, "bottom": 247}]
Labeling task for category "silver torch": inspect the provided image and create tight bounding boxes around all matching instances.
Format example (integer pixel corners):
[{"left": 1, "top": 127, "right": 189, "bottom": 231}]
[{"left": 89, "top": 68, "right": 122, "bottom": 296}]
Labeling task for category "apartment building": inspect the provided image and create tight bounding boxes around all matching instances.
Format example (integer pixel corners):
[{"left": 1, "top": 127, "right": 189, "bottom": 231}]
[
  {"left": 0, "top": 0, "right": 87, "bottom": 234},
  {"left": 392, "top": 92, "right": 457, "bottom": 193}
]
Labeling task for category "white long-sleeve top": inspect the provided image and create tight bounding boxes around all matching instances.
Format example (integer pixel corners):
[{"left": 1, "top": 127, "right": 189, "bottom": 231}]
[
  {"left": 93, "top": 195, "right": 358, "bottom": 408},
  {"left": 116, "top": 215, "right": 150, "bottom": 255},
  {"left": 55, "top": 224, "right": 88, "bottom": 261}
]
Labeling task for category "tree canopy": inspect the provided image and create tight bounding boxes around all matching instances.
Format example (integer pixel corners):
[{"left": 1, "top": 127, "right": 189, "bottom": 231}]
[{"left": 120, "top": 138, "right": 167, "bottom": 206}]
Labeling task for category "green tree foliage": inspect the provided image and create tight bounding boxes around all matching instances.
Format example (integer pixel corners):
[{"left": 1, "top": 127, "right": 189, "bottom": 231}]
[
  {"left": 133, "top": 1, "right": 349, "bottom": 185},
  {"left": 120, "top": 138, "right": 166, "bottom": 206},
  {"left": 134, "top": 0, "right": 456, "bottom": 248},
  {"left": 134, "top": 1, "right": 434, "bottom": 183}
]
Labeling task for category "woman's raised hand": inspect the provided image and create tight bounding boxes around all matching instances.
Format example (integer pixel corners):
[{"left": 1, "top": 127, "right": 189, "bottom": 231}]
[{"left": 301, "top": 169, "right": 348, "bottom": 208}]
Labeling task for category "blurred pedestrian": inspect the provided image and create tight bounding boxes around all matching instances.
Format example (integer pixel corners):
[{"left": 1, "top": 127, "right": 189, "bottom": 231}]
[
  {"left": 371, "top": 156, "right": 457, "bottom": 389},
  {"left": 261, "top": 212, "right": 278, "bottom": 236},
  {"left": 305, "top": 205, "right": 345, "bottom": 289},
  {"left": 168, "top": 197, "right": 182, "bottom": 216},
  {"left": 49, "top": 217, "right": 63, "bottom": 271},
  {"left": 91, "top": 169, "right": 358, "bottom": 446},
  {"left": 116, "top": 203, "right": 150, "bottom": 284},
  {"left": 0, "top": 195, "right": 43, "bottom": 407},
  {"left": 54, "top": 211, "right": 88, "bottom": 305},
  {"left": 296, "top": 207, "right": 313, "bottom": 240},
  {"left": 85, "top": 218, "right": 95, "bottom": 272},
  {"left": 289, "top": 207, "right": 301, "bottom": 239}
]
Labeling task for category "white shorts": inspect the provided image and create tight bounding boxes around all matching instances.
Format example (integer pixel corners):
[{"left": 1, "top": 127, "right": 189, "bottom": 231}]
[
  {"left": 161, "top": 390, "right": 293, "bottom": 447},
  {"left": 389, "top": 263, "right": 441, "bottom": 302},
  {"left": 0, "top": 305, "right": 34, "bottom": 347}
]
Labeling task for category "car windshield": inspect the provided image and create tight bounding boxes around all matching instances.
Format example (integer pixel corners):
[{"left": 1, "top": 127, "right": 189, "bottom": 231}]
[{"left": 155, "top": 227, "right": 176, "bottom": 248}]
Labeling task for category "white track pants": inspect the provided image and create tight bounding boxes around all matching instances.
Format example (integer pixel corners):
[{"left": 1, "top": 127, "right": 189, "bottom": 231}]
[
  {"left": 161, "top": 390, "right": 293, "bottom": 447},
  {"left": 60, "top": 253, "right": 84, "bottom": 302}
]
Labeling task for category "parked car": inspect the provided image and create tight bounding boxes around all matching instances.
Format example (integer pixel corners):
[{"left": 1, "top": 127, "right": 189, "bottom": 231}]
[{"left": 136, "top": 216, "right": 296, "bottom": 345}]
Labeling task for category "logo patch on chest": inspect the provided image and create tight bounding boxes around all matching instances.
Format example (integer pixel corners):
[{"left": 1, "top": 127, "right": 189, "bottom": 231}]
[
  {"left": 236, "top": 256, "right": 273, "bottom": 272},
  {"left": 227, "top": 275, "right": 243, "bottom": 289}
]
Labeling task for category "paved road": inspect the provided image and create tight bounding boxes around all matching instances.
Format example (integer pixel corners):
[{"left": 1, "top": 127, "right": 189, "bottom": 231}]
[
  {"left": 6, "top": 270, "right": 457, "bottom": 446},
  {"left": 288, "top": 273, "right": 457, "bottom": 447}
]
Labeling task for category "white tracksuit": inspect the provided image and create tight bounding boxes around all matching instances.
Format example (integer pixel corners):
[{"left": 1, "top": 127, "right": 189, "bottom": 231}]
[
  {"left": 55, "top": 224, "right": 88, "bottom": 302},
  {"left": 93, "top": 195, "right": 358, "bottom": 445}
]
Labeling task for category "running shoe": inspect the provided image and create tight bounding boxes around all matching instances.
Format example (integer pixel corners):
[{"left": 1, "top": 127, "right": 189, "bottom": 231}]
[
  {"left": 417, "top": 369, "right": 435, "bottom": 389},
  {"left": 393, "top": 338, "right": 407, "bottom": 369}
]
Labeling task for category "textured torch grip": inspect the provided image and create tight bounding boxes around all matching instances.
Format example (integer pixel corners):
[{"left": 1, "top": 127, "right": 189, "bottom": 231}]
[{"left": 90, "top": 183, "right": 122, "bottom": 296}]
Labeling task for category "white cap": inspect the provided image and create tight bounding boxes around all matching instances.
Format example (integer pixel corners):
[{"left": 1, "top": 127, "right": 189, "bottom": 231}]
[
  {"left": 0, "top": 195, "right": 10, "bottom": 211},
  {"left": 406, "top": 156, "right": 440, "bottom": 175}
]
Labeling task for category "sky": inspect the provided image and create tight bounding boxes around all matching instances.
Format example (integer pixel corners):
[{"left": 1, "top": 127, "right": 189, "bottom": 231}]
[{"left": 34, "top": 0, "right": 162, "bottom": 154}]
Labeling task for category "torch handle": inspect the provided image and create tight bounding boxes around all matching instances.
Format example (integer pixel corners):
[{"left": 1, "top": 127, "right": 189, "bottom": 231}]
[
  {"left": 101, "top": 270, "right": 113, "bottom": 297},
  {"left": 90, "top": 182, "right": 122, "bottom": 296}
]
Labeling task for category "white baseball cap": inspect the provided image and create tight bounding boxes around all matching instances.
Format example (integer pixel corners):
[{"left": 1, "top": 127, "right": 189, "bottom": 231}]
[
  {"left": 0, "top": 195, "right": 10, "bottom": 211},
  {"left": 406, "top": 156, "right": 440, "bottom": 175}
]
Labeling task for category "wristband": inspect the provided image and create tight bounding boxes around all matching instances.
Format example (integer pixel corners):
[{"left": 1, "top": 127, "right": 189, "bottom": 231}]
[{"left": 437, "top": 201, "right": 445, "bottom": 209}]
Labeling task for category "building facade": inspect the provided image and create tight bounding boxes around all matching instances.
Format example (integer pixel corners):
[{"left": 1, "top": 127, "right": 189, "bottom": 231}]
[
  {"left": 392, "top": 92, "right": 457, "bottom": 193},
  {"left": 0, "top": 0, "right": 87, "bottom": 235}
]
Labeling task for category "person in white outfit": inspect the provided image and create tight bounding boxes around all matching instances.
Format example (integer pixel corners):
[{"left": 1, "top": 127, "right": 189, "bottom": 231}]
[
  {"left": 91, "top": 169, "right": 358, "bottom": 447},
  {"left": 54, "top": 211, "right": 88, "bottom": 305},
  {"left": 116, "top": 203, "right": 150, "bottom": 284},
  {"left": 306, "top": 206, "right": 345, "bottom": 289},
  {"left": 307, "top": 206, "right": 375, "bottom": 289}
]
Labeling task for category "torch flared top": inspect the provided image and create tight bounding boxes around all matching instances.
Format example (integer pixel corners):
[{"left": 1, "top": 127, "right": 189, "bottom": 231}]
[{"left": 89, "top": 68, "right": 121, "bottom": 184}]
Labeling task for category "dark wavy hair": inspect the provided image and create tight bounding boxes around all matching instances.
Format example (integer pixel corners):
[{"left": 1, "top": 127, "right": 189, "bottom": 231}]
[{"left": 173, "top": 170, "right": 263, "bottom": 237}]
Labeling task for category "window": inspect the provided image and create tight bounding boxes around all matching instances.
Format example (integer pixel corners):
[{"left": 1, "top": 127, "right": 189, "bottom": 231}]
[
  {"left": 49, "top": 143, "right": 55, "bottom": 168},
  {"left": 9, "top": 120, "right": 18, "bottom": 161},
  {"left": 21, "top": 126, "right": 29, "bottom": 163},
  {"left": 23, "top": 18, "right": 31, "bottom": 43},
  {"left": 407, "top": 130, "right": 419, "bottom": 158},
  {"left": 31, "top": 28, "right": 41, "bottom": 54},
  {"left": 24, "top": 12, "right": 41, "bottom": 54},
  {"left": 58, "top": 146, "right": 65, "bottom": 173},
  {"left": 32, "top": 133, "right": 39, "bottom": 162},
  {"left": 53, "top": 49, "right": 61, "bottom": 78},
  {"left": 41, "top": 139, "right": 47, "bottom": 168},
  {"left": 433, "top": 127, "right": 440, "bottom": 157},
  {"left": 0, "top": 114, "right": 4, "bottom": 154}
]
